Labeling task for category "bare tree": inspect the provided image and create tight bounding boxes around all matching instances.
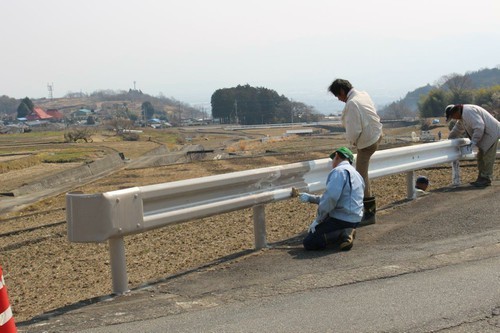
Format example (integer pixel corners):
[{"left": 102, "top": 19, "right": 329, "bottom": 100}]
[
  {"left": 106, "top": 118, "right": 134, "bottom": 134},
  {"left": 64, "top": 127, "right": 94, "bottom": 143},
  {"left": 437, "top": 74, "right": 474, "bottom": 103},
  {"left": 490, "top": 91, "right": 500, "bottom": 120},
  {"left": 382, "top": 101, "right": 414, "bottom": 120}
]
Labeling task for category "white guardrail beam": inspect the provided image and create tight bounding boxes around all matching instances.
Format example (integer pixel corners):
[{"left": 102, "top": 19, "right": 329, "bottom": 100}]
[{"left": 67, "top": 138, "right": 491, "bottom": 294}]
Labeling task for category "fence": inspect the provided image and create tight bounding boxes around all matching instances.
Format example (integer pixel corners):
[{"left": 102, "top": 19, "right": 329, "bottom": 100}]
[{"left": 66, "top": 138, "right": 489, "bottom": 294}]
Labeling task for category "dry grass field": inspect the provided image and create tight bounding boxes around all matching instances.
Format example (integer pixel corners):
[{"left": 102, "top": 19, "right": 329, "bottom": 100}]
[{"left": 0, "top": 123, "right": 498, "bottom": 323}]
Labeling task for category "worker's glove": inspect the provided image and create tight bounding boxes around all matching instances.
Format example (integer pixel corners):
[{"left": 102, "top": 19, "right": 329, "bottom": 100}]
[
  {"left": 463, "top": 141, "right": 476, "bottom": 155},
  {"left": 299, "top": 193, "right": 314, "bottom": 203},
  {"left": 308, "top": 219, "right": 320, "bottom": 233}
]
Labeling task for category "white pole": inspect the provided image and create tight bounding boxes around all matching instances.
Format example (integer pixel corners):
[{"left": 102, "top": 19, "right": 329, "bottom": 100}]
[
  {"left": 253, "top": 205, "right": 267, "bottom": 249},
  {"left": 406, "top": 171, "right": 416, "bottom": 199},
  {"left": 109, "top": 237, "right": 129, "bottom": 294},
  {"left": 451, "top": 160, "right": 460, "bottom": 186}
]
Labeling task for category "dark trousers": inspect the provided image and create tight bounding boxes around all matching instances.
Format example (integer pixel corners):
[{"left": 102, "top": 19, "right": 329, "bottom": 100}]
[{"left": 303, "top": 217, "right": 359, "bottom": 251}]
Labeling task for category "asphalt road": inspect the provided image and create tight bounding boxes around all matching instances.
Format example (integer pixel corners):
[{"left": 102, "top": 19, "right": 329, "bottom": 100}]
[
  {"left": 80, "top": 256, "right": 500, "bottom": 333},
  {"left": 18, "top": 182, "right": 500, "bottom": 333}
]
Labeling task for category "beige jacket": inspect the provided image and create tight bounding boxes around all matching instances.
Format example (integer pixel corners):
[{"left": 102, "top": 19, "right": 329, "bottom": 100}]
[
  {"left": 448, "top": 104, "right": 500, "bottom": 151},
  {"left": 341, "top": 89, "right": 383, "bottom": 149}
]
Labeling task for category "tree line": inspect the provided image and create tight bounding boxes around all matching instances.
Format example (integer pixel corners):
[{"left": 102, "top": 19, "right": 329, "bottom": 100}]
[
  {"left": 211, "top": 84, "right": 320, "bottom": 125},
  {"left": 418, "top": 74, "right": 500, "bottom": 119},
  {"left": 381, "top": 68, "right": 500, "bottom": 120}
]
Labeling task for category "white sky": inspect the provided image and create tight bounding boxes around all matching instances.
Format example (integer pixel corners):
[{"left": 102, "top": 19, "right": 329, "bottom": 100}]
[{"left": 1, "top": 0, "right": 499, "bottom": 113}]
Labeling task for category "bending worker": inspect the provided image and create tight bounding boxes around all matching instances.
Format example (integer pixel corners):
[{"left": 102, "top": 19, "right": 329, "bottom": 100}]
[
  {"left": 445, "top": 104, "right": 500, "bottom": 187},
  {"left": 297, "top": 147, "right": 365, "bottom": 251}
]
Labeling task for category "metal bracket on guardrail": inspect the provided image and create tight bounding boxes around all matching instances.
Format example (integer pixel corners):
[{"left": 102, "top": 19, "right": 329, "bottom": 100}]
[
  {"left": 459, "top": 143, "right": 473, "bottom": 157},
  {"left": 452, "top": 141, "right": 480, "bottom": 186}
]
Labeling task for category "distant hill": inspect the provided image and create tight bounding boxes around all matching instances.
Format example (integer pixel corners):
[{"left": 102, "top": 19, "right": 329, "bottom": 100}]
[
  {"left": 0, "top": 89, "right": 204, "bottom": 122},
  {"left": 35, "top": 90, "right": 203, "bottom": 123},
  {"left": 381, "top": 66, "right": 500, "bottom": 116},
  {"left": 467, "top": 67, "right": 500, "bottom": 87},
  {"left": 399, "top": 84, "right": 434, "bottom": 112}
]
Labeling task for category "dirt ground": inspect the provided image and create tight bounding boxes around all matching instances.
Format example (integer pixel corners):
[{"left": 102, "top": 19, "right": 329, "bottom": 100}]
[{"left": 0, "top": 124, "right": 498, "bottom": 323}]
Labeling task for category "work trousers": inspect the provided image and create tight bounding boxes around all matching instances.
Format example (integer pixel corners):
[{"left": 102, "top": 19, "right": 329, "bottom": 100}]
[
  {"left": 355, "top": 137, "right": 381, "bottom": 198},
  {"left": 303, "top": 217, "right": 359, "bottom": 251},
  {"left": 477, "top": 139, "right": 499, "bottom": 181}
]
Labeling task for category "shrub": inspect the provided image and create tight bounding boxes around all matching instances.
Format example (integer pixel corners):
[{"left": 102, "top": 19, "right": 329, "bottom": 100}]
[
  {"left": 121, "top": 132, "right": 140, "bottom": 141},
  {"left": 64, "top": 128, "right": 93, "bottom": 143}
]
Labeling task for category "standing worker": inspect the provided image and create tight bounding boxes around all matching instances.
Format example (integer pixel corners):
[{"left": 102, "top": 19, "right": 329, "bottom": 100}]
[
  {"left": 328, "top": 79, "right": 383, "bottom": 225},
  {"left": 296, "top": 147, "right": 365, "bottom": 251},
  {"left": 445, "top": 104, "right": 500, "bottom": 187}
]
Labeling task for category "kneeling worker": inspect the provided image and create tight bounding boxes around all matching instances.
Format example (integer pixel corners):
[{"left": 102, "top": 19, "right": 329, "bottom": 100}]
[{"left": 297, "top": 147, "right": 365, "bottom": 251}]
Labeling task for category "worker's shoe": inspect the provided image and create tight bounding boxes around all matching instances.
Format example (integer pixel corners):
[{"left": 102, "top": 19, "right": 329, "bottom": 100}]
[
  {"left": 360, "top": 196, "right": 376, "bottom": 226},
  {"left": 470, "top": 177, "right": 491, "bottom": 187},
  {"left": 339, "top": 228, "right": 356, "bottom": 251},
  {"left": 323, "top": 229, "right": 344, "bottom": 247}
]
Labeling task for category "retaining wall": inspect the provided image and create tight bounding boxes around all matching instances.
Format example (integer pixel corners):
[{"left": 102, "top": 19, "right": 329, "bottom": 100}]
[{"left": 12, "top": 153, "right": 124, "bottom": 197}]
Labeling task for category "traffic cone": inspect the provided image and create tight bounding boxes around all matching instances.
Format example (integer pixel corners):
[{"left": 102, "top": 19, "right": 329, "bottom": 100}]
[{"left": 0, "top": 265, "right": 16, "bottom": 333}]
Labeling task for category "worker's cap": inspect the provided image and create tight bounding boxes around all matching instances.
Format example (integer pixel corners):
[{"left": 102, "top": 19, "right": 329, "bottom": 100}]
[
  {"left": 416, "top": 176, "right": 429, "bottom": 185},
  {"left": 330, "top": 146, "right": 354, "bottom": 164},
  {"left": 445, "top": 104, "right": 455, "bottom": 121}
]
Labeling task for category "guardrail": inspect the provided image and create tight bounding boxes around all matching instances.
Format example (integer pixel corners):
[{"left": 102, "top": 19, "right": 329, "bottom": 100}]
[{"left": 66, "top": 138, "right": 490, "bottom": 294}]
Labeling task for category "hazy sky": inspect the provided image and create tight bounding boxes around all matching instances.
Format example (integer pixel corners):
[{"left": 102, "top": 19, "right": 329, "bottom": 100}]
[{"left": 1, "top": 0, "right": 499, "bottom": 113}]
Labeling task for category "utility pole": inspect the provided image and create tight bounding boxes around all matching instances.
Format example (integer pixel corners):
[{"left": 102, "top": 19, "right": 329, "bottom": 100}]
[
  {"left": 47, "top": 83, "right": 54, "bottom": 99},
  {"left": 178, "top": 102, "right": 182, "bottom": 125},
  {"left": 234, "top": 99, "right": 239, "bottom": 125}
]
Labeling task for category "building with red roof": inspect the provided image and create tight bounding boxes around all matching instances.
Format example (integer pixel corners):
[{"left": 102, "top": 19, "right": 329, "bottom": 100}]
[
  {"left": 26, "top": 107, "right": 53, "bottom": 121},
  {"left": 46, "top": 109, "right": 64, "bottom": 120}
]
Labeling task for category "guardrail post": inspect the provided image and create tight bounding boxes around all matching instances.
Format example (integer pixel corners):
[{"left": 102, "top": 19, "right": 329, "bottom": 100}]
[
  {"left": 253, "top": 205, "right": 267, "bottom": 249},
  {"left": 406, "top": 171, "right": 416, "bottom": 199},
  {"left": 109, "top": 237, "right": 129, "bottom": 294},
  {"left": 451, "top": 160, "right": 460, "bottom": 186}
]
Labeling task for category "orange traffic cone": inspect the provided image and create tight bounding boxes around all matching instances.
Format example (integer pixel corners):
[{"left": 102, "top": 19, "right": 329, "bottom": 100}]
[{"left": 0, "top": 265, "right": 16, "bottom": 333}]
